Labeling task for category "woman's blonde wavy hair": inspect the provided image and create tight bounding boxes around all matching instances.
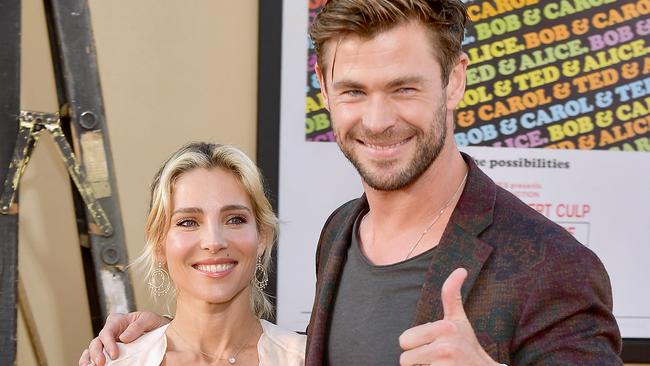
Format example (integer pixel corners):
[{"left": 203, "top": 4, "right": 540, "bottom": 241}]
[{"left": 134, "top": 142, "right": 277, "bottom": 318}]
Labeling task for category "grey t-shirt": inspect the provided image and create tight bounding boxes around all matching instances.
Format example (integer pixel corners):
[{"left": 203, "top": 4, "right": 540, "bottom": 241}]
[{"left": 327, "top": 211, "right": 437, "bottom": 365}]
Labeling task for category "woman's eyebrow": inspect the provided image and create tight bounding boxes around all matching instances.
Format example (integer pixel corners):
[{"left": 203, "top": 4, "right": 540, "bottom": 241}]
[
  {"left": 172, "top": 207, "right": 203, "bottom": 215},
  {"left": 221, "top": 205, "right": 252, "bottom": 213}
]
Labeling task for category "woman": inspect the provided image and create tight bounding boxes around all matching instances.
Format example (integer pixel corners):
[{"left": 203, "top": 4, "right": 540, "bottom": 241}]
[{"left": 94, "top": 142, "right": 305, "bottom": 365}]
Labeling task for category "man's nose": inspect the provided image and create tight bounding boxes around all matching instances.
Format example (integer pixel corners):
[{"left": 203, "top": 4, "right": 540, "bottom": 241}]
[{"left": 361, "top": 94, "right": 397, "bottom": 134}]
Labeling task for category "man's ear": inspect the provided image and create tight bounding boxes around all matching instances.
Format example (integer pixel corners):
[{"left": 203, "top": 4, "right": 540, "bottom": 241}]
[
  {"left": 315, "top": 62, "right": 331, "bottom": 111},
  {"left": 446, "top": 53, "right": 468, "bottom": 111}
]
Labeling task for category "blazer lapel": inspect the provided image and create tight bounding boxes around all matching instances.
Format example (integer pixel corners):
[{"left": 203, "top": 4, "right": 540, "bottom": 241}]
[
  {"left": 412, "top": 153, "right": 497, "bottom": 326},
  {"left": 306, "top": 198, "right": 367, "bottom": 365},
  {"left": 411, "top": 223, "right": 493, "bottom": 325}
]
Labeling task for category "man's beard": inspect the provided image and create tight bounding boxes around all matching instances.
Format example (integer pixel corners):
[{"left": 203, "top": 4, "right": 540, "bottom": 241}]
[{"left": 335, "top": 105, "right": 448, "bottom": 191}]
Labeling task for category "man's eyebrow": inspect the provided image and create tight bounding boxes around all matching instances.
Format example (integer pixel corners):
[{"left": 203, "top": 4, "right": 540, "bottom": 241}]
[
  {"left": 332, "top": 76, "right": 427, "bottom": 91},
  {"left": 332, "top": 79, "right": 365, "bottom": 90},
  {"left": 385, "top": 76, "right": 427, "bottom": 89}
]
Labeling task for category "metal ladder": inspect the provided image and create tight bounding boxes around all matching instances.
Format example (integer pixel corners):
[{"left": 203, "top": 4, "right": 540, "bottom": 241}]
[{"left": 0, "top": 0, "right": 136, "bottom": 364}]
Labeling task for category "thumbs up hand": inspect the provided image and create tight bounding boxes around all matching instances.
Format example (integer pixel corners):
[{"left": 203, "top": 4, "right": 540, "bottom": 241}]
[{"left": 398, "top": 268, "right": 500, "bottom": 366}]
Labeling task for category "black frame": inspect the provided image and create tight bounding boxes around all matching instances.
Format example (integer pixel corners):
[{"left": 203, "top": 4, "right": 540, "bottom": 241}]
[
  {"left": 622, "top": 339, "right": 650, "bottom": 363},
  {"left": 255, "top": 1, "right": 650, "bottom": 361},
  {"left": 0, "top": 0, "right": 21, "bottom": 364},
  {"left": 256, "top": 0, "right": 283, "bottom": 322}
]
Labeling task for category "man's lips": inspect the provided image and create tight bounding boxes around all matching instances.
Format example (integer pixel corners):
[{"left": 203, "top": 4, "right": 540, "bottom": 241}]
[{"left": 357, "top": 136, "right": 413, "bottom": 152}]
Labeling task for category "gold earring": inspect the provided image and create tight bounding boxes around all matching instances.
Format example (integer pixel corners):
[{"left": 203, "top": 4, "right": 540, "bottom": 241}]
[
  {"left": 254, "top": 256, "right": 268, "bottom": 290},
  {"left": 148, "top": 262, "right": 171, "bottom": 296}
]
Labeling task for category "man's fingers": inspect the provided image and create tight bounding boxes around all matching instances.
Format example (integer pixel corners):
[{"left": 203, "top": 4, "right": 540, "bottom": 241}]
[
  {"left": 399, "top": 340, "right": 459, "bottom": 366},
  {"left": 399, "top": 320, "right": 458, "bottom": 350},
  {"left": 118, "top": 321, "right": 147, "bottom": 343},
  {"left": 95, "top": 312, "right": 134, "bottom": 359},
  {"left": 97, "top": 326, "right": 120, "bottom": 360},
  {"left": 87, "top": 338, "right": 107, "bottom": 366},
  {"left": 118, "top": 311, "right": 169, "bottom": 343},
  {"left": 442, "top": 267, "right": 468, "bottom": 321},
  {"left": 399, "top": 340, "right": 436, "bottom": 366},
  {"left": 79, "top": 349, "right": 90, "bottom": 366}
]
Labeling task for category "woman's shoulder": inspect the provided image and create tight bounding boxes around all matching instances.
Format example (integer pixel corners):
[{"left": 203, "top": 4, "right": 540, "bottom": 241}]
[
  {"left": 258, "top": 319, "right": 306, "bottom": 365},
  {"left": 105, "top": 324, "right": 169, "bottom": 366}
]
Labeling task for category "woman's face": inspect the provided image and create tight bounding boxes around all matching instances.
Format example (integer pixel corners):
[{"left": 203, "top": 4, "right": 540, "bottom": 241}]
[{"left": 163, "top": 167, "right": 263, "bottom": 305}]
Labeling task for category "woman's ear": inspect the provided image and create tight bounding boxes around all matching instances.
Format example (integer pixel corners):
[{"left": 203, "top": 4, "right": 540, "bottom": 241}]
[
  {"left": 257, "top": 227, "right": 271, "bottom": 257},
  {"left": 446, "top": 52, "right": 468, "bottom": 111},
  {"left": 257, "top": 230, "right": 268, "bottom": 258},
  {"left": 155, "top": 246, "right": 167, "bottom": 265}
]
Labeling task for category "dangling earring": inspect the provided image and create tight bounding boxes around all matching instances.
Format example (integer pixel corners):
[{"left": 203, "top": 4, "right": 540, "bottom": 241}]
[
  {"left": 254, "top": 256, "right": 268, "bottom": 290},
  {"left": 148, "top": 262, "right": 171, "bottom": 296}
]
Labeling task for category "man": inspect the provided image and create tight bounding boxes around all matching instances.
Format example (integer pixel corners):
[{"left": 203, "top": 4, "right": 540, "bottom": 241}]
[{"left": 81, "top": 1, "right": 622, "bottom": 365}]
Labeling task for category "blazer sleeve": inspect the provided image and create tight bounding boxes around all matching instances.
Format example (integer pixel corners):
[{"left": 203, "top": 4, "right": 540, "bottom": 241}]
[
  {"left": 511, "top": 244, "right": 622, "bottom": 365},
  {"left": 314, "top": 204, "right": 346, "bottom": 276}
]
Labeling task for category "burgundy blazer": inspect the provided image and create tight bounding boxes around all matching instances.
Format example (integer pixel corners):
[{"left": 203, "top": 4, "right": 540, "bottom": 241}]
[{"left": 306, "top": 153, "right": 622, "bottom": 365}]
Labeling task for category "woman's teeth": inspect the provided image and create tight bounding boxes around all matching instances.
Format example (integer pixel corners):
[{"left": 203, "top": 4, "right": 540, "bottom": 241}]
[{"left": 194, "top": 263, "right": 234, "bottom": 273}]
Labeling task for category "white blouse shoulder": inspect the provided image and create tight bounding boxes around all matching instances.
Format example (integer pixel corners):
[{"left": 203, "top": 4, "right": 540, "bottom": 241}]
[
  {"left": 105, "top": 320, "right": 306, "bottom": 366},
  {"left": 258, "top": 319, "right": 306, "bottom": 366}
]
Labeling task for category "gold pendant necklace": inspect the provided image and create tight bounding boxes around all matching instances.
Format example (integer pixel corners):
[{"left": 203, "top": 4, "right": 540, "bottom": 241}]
[{"left": 168, "top": 323, "right": 251, "bottom": 364}]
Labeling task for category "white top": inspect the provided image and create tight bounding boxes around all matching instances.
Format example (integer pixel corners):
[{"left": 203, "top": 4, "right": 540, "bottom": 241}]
[{"left": 105, "top": 319, "right": 306, "bottom": 365}]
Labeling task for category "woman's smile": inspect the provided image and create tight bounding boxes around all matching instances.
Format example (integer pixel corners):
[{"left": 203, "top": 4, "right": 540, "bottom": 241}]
[{"left": 192, "top": 260, "right": 237, "bottom": 278}]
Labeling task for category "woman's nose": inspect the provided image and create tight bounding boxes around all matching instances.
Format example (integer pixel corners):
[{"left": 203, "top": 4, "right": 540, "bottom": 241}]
[{"left": 200, "top": 223, "right": 227, "bottom": 252}]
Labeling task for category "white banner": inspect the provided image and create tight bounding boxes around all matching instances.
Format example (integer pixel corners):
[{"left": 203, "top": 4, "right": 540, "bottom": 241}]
[{"left": 278, "top": 0, "right": 650, "bottom": 338}]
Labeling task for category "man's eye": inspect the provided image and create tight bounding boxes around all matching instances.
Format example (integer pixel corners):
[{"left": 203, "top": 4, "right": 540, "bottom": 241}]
[
  {"left": 343, "top": 89, "right": 364, "bottom": 97},
  {"left": 227, "top": 216, "right": 247, "bottom": 225},
  {"left": 397, "top": 87, "right": 416, "bottom": 94},
  {"left": 176, "top": 219, "right": 198, "bottom": 228}
]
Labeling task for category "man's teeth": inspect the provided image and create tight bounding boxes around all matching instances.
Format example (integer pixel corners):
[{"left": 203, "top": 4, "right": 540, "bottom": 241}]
[
  {"left": 365, "top": 140, "right": 408, "bottom": 150},
  {"left": 194, "top": 263, "right": 234, "bottom": 273}
]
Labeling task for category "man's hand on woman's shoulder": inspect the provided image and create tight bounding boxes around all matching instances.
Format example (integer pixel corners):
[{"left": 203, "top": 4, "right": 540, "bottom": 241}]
[{"left": 78, "top": 311, "right": 170, "bottom": 366}]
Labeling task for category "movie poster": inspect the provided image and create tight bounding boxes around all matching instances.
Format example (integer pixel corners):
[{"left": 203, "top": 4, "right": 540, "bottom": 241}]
[{"left": 277, "top": 0, "right": 650, "bottom": 338}]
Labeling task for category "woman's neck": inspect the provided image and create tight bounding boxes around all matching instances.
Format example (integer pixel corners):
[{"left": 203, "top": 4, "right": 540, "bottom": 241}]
[{"left": 166, "top": 290, "right": 262, "bottom": 362}]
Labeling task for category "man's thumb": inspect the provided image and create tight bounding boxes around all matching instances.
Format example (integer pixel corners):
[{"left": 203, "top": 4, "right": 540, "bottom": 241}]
[{"left": 442, "top": 267, "right": 468, "bottom": 320}]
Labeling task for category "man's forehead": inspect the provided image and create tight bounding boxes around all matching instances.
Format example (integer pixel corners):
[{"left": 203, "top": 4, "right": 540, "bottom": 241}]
[
  {"left": 323, "top": 23, "right": 440, "bottom": 84},
  {"left": 320, "top": 21, "right": 439, "bottom": 78}
]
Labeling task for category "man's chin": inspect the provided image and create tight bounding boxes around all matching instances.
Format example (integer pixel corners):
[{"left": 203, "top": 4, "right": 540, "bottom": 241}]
[
  {"left": 356, "top": 153, "right": 439, "bottom": 191},
  {"left": 360, "top": 169, "right": 413, "bottom": 191}
]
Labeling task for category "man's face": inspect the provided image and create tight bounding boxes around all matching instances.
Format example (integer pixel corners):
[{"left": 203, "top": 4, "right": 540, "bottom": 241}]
[{"left": 317, "top": 21, "right": 466, "bottom": 191}]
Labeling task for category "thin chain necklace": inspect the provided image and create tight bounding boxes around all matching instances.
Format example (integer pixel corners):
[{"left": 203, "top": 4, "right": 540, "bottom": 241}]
[
  {"left": 168, "top": 322, "right": 254, "bottom": 364},
  {"left": 363, "top": 170, "right": 469, "bottom": 261},
  {"left": 403, "top": 171, "right": 468, "bottom": 260}
]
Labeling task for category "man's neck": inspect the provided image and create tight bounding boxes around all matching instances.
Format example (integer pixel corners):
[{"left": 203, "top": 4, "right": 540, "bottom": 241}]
[
  {"left": 363, "top": 144, "right": 467, "bottom": 226},
  {"left": 359, "top": 144, "right": 468, "bottom": 264}
]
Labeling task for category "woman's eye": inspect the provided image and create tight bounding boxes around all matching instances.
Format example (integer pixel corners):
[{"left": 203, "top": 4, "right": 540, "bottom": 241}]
[
  {"left": 176, "top": 219, "right": 198, "bottom": 228},
  {"left": 227, "top": 216, "right": 247, "bottom": 225}
]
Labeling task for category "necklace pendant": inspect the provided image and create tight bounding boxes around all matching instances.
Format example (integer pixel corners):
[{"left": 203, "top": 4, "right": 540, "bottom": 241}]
[{"left": 228, "top": 356, "right": 236, "bottom": 364}]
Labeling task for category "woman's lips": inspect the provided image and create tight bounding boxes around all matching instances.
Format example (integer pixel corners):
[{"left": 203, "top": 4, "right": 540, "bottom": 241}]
[{"left": 192, "top": 262, "right": 236, "bottom": 277}]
